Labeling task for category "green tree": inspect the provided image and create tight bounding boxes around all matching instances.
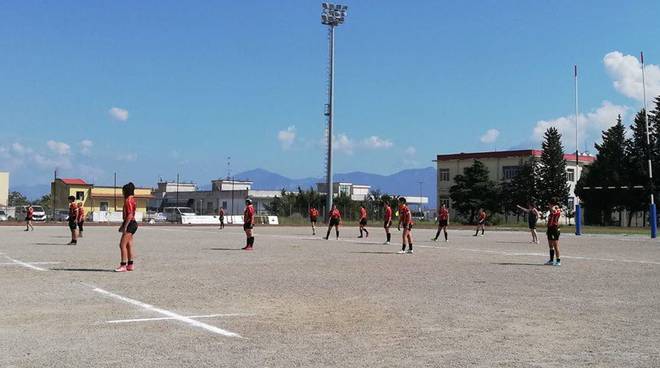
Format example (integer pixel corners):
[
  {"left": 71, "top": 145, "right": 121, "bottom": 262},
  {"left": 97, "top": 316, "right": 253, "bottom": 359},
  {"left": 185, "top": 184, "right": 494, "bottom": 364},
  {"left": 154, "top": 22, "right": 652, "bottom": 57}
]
[
  {"left": 575, "top": 116, "right": 627, "bottom": 225},
  {"left": 538, "top": 127, "right": 569, "bottom": 209},
  {"left": 449, "top": 160, "right": 500, "bottom": 223},
  {"left": 8, "top": 191, "right": 29, "bottom": 206},
  {"left": 33, "top": 194, "right": 52, "bottom": 214}
]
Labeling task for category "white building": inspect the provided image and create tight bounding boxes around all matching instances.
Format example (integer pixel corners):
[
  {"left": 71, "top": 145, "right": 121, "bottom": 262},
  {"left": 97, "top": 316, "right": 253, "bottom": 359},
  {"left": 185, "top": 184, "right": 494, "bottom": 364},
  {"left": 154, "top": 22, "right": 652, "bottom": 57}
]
[
  {"left": 0, "top": 172, "right": 8, "bottom": 207},
  {"left": 316, "top": 182, "right": 371, "bottom": 201},
  {"left": 155, "top": 179, "right": 281, "bottom": 215}
]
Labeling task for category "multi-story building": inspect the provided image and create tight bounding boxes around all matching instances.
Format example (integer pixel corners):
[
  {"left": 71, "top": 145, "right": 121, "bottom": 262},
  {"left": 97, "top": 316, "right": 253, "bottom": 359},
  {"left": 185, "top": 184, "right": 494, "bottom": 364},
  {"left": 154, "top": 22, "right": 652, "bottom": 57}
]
[
  {"left": 435, "top": 149, "right": 595, "bottom": 211},
  {"left": 316, "top": 182, "right": 371, "bottom": 201}
]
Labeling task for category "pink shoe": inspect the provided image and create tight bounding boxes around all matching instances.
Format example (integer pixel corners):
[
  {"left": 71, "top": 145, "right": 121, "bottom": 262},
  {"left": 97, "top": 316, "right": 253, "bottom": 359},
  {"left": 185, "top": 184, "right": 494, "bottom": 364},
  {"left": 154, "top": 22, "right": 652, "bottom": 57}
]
[
  {"left": 242, "top": 246, "right": 253, "bottom": 251},
  {"left": 126, "top": 264, "right": 134, "bottom": 271},
  {"left": 114, "top": 265, "right": 128, "bottom": 272}
]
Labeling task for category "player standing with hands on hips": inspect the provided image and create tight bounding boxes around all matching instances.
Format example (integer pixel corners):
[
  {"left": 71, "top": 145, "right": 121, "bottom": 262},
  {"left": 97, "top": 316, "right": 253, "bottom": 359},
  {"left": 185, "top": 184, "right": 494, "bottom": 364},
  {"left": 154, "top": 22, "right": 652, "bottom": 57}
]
[
  {"left": 242, "top": 199, "right": 255, "bottom": 250},
  {"left": 383, "top": 201, "right": 393, "bottom": 245},
  {"left": 67, "top": 196, "right": 79, "bottom": 245},
  {"left": 397, "top": 197, "right": 414, "bottom": 254},
  {"left": 325, "top": 204, "right": 341, "bottom": 240},
  {"left": 115, "top": 183, "right": 138, "bottom": 272},
  {"left": 544, "top": 201, "right": 562, "bottom": 266}
]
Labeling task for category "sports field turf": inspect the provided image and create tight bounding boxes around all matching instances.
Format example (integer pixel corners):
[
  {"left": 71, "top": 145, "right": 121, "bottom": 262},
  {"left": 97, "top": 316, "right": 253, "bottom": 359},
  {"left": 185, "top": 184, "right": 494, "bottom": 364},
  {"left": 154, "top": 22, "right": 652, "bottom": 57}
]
[{"left": 2, "top": 225, "right": 659, "bottom": 367}]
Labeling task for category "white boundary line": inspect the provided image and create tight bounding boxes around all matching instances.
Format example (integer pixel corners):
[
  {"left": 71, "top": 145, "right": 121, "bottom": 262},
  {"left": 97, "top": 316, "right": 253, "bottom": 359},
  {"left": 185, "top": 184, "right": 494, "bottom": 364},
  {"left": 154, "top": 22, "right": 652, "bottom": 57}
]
[
  {"left": 106, "top": 313, "right": 254, "bottom": 324},
  {"left": 91, "top": 286, "right": 243, "bottom": 338},
  {"left": 0, "top": 261, "right": 61, "bottom": 266},
  {"left": 3, "top": 255, "right": 47, "bottom": 271}
]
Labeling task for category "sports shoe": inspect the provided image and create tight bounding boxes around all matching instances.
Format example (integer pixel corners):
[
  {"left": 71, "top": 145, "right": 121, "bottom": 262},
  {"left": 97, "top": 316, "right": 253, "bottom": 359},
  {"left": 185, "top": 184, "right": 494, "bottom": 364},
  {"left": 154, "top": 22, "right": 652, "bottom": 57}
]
[
  {"left": 126, "top": 264, "right": 134, "bottom": 271},
  {"left": 405, "top": 250, "right": 414, "bottom": 254},
  {"left": 397, "top": 250, "right": 406, "bottom": 254},
  {"left": 445, "top": 239, "right": 449, "bottom": 243},
  {"left": 324, "top": 237, "right": 329, "bottom": 240},
  {"left": 544, "top": 260, "right": 554, "bottom": 266},
  {"left": 554, "top": 261, "right": 561, "bottom": 266},
  {"left": 358, "top": 235, "right": 364, "bottom": 238},
  {"left": 365, "top": 233, "right": 369, "bottom": 238},
  {"left": 242, "top": 246, "right": 253, "bottom": 250},
  {"left": 432, "top": 238, "right": 438, "bottom": 242},
  {"left": 114, "top": 265, "right": 128, "bottom": 272},
  {"left": 24, "top": 229, "right": 29, "bottom": 232},
  {"left": 383, "top": 241, "right": 390, "bottom": 245},
  {"left": 479, "top": 234, "right": 484, "bottom": 237}
]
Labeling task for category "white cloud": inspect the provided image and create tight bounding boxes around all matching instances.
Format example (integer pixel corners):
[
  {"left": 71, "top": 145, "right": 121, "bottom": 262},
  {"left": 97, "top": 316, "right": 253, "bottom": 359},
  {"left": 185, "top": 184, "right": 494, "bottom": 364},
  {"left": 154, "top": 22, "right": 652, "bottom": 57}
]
[
  {"left": 480, "top": 129, "right": 500, "bottom": 144},
  {"left": 531, "top": 101, "right": 628, "bottom": 152},
  {"left": 116, "top": 153, "right": 138, "bottom": 162},
  {"left": 604, "top": 51, "right": 660, "bottom": 102},
  {"left": 108, "top": 107, "right": 129, "bottom": 122},
  {"left": 404, "top": 146, "right": 416, "bottom": 156},
  {"left": 361, "top": 136, "right": 393, "bottom": 149},
  {"left": 333, "top": 133, "right": 355, "bottom": 155},
  {"left": 46, "top": 140, "right": 70, "bottom": 155},
  {"left": 277, "top": 126, "right": 296, "bottom": 150},
  {"left": 80, "top": 139, "right": 93, "bottom": 155}
]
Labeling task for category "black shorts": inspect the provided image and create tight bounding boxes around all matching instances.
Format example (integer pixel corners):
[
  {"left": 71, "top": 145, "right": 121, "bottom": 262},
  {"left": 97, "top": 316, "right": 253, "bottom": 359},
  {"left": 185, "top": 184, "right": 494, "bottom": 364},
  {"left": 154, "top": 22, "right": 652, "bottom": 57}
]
[
  {"left": 120, "top": 220, "right": 138, "bottom": 235},
  {"left": 68, "top": 220, "right": 77, "bottom": 230},
  {"left": 478, "top": 220, "right": 485, "bottom": 225},
  {"left": 384, "top": 220, "right": 392, "bottom": 228},
  {"left": 438, "top": 219, "right": 448, "bottom": 227},
  {"left": 310, "top": 217, "right": 317, "bottom": 223},
  {"left": 219, "top": 217, "right": 224, "bottom": 223},
  {"left": 359, "top": 219, "right": 367, "bottom": 226},
  {"left": 528, "top": 221, "right": 537, "bottom": 230},
  {"left": 403, "top": 223, "right": 413, "bottom": 231},
  {"left": 243, "top": 223, "right": 254, "bottom": 231},
  {"left": 546, "top": 227, "right": 560, "bottom": 241},
  {"left": 78, "top": 221, "right": 84, "bottom": 230},
  {"left": 329, "top": 218, "right": 340, "bottom": 227},
  {"left": 25, "top": 216, "right": 33, "bottom": 221}
]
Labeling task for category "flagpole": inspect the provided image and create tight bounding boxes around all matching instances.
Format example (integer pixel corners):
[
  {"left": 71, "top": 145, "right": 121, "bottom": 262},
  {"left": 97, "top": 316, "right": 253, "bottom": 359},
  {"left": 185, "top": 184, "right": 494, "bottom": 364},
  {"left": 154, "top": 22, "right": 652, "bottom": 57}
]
[
  {"left": 641, "top": 51, "right": 656, "bottom": 238},
  {"left": 574, "top": 65, "right": 582, "bottom": 235}
]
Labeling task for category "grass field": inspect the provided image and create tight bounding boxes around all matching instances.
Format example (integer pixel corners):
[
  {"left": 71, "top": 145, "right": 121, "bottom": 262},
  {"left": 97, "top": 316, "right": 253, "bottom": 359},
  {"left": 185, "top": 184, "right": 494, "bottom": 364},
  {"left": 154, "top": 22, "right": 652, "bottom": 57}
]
[{"left": 2, "top": 224, "right": 659, "bottom": 367}]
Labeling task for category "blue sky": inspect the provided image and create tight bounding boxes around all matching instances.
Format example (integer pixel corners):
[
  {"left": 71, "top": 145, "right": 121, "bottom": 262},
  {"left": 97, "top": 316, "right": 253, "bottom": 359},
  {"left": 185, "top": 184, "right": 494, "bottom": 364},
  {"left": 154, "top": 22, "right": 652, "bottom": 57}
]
[{"left": 1, "top": 0, "right": 659, "bottom": 187}]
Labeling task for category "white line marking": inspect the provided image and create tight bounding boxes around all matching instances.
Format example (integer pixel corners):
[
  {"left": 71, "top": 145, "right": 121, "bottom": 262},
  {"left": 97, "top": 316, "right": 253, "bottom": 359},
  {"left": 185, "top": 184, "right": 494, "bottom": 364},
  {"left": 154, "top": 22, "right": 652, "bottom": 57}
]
[
  {"left": 3, "top": 255, "right": 47, "bottom": 271},
  {"left": 106, "top": 313, "right": 254, "bottom": 324},
  {"left": 0, "top": 261, "right": 61, "bottom": 266},
  {"left": 91, "top": 286, "right": 242, "bottom": 338}
]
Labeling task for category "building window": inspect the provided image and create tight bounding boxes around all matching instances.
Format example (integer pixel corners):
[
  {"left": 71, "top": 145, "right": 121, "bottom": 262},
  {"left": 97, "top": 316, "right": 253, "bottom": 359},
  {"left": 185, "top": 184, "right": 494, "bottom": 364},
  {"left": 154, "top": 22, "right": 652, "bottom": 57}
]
[
  {"left": 503, "top": 166, "right": 521, "bottom": 180},
  {"left": 100, "top": 202, "right": 109, "bottom": 211},
  {"left": 439, "top": 169, "right": 450, "bottom": 182},
  {"left": 567, "top": 168, "right": 575, "bottom": 182},
  {"left": 439, "top": 198, "right": 450, "bottom": 208},
  {"left": 76, "top": 191, "right": 85, "bottom": 200}
]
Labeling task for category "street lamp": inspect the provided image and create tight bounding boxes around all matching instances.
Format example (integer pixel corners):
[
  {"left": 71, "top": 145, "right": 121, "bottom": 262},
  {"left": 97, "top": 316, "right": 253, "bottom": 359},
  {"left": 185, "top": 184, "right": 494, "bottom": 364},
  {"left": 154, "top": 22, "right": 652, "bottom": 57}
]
[{"left": 321, "top": 3, "right": 348, "bottom": 220}]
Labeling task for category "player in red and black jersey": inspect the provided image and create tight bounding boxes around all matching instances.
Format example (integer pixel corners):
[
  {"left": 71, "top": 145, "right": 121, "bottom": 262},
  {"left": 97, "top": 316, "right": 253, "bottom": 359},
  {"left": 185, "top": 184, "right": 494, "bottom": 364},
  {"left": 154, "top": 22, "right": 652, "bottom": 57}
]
[
  {"left": 115, "top": 183, "right": 138, "bottom": 272},
  {"left": 358, "top": 205, "right": 369, "bottom": 238},
  {"left": 325, "top": 204, "right": 341, "bottom": 240},
  {"left": 309, "top": 207, "right": 319, "bottom": 235},
  {"left": 397, "top": 197, "right": 414, "bottom": 254},
  {"left": 24, "top": 205, "right": 34, "bottom": 231},
  {"left": 433, "top": 204, "right": 449, "bottom": 242},
  {"left": 383, "top": 202, "right": 393, "bottom": 245},
  {"left": 474, "top": 208, "right": 486, "bottom": 237},
  {"left": 77, "top": 202, "right": 85, "bottom": 238},
  {"left": 545, "top": 202, "right": 562, "bottom": 266},
  {"left": 242, "top": 199, "right": 256, "bottom": 250},
  {"left": 218, "top": 207, "right": 225, "bottom": 230},
  {"left": 67, "top": 196, "right": 79, "bottom": 245}
]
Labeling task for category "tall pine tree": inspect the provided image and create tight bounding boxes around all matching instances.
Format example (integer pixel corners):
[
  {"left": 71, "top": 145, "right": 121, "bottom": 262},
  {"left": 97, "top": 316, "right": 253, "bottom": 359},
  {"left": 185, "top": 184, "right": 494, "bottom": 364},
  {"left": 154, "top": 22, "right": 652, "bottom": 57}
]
[
  {"left": 625, "top": 109, "right": 654, "bottom": 225},
  {"left": 575, "top": 116, "right": 627, "bottom": 225},
  {"left": 538, "top": 127, "right": 569, "bottom": 209},
  {"left": 449, "top": 160, "right": 500, "bottom": 223}
]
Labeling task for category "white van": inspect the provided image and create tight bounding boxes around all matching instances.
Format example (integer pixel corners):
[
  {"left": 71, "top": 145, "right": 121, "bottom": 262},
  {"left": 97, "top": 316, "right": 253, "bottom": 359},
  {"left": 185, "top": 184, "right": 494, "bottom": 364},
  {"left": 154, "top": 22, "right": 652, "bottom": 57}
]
[
  {"left": 17, "top": 205, "right": 48, "bottom": 222},
  {"left": 163, "top": 207, "right": 195, "bottom": 223}
]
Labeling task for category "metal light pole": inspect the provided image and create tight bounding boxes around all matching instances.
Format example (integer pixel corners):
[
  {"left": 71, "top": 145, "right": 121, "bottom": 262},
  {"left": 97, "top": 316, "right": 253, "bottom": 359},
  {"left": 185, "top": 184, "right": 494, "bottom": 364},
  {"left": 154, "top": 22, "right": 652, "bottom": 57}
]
[
  {"left": 321, "top": 3, "right": 347, "bottom": 220},
  {"left": 418, "top": 181, "right": 423, "bottom": 213},
  {"left": 641, "top": 51, "right": 656, "bottom": 238},
  {"left": 176, "top": 173, "right": 180, "bottom": 207},
  {"left": 574, "top": 65, "right": 582, "bottom": 235}
]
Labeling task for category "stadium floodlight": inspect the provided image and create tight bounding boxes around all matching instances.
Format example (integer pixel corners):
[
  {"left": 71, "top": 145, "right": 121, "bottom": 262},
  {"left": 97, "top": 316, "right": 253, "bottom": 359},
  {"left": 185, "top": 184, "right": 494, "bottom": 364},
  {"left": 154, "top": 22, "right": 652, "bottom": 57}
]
[{"left": 321, "top": 3, "right": 348, "bottom": 219}]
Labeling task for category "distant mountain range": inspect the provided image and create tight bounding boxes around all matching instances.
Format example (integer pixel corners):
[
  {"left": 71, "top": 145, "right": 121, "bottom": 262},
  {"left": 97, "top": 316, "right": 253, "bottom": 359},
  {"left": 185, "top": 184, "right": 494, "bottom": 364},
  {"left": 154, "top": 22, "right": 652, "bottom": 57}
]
[
  {"left": 231, "top": 167, "right": 438, "bottom": 207},
  {"left": 12, "top": 167, "right": 438, "bottom": 207}
]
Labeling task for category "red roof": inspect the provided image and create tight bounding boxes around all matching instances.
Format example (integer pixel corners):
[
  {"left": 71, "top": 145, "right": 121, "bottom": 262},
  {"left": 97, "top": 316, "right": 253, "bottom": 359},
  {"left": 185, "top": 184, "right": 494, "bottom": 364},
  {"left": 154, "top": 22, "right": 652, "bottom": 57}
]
[
  {"left": 436, "top": 149, "right": 595, "bottom": 163},
  {"left": 60, "top": 178, "right": 89, "bottom": 185}
]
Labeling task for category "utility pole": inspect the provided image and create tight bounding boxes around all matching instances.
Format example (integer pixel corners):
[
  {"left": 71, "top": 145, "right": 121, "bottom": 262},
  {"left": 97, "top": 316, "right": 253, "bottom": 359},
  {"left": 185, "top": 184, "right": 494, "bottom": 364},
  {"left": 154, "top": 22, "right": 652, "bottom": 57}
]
[{"left": 641, "top": 51, "right": 656, "bottom": 238}]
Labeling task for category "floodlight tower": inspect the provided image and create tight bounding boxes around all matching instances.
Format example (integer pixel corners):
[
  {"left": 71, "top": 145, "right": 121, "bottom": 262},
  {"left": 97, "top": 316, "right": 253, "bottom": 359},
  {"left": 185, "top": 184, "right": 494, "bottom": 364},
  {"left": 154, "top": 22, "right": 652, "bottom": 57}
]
[{"left": 321, "top": 2, "right": 347, "bottom": 219}]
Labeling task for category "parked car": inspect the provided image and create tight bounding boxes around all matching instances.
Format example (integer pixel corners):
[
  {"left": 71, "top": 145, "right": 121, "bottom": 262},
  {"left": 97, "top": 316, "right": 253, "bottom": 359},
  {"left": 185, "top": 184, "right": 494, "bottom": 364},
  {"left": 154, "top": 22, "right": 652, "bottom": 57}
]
[
  {"left": 16, "top": 205, "right": 48, "bottom": 222},
  {"left": 162, "top": 207, "right": 196, "bottom": 223},
  {"left": 53, "top": 209, "right": 70, "bottom": 222},
  {"left": 0, "top": 210, "right": 8, "bottom": 222},
  {"left": 145, "top": 211, "right": 167, "bottom": 224},
  {"left": 411, "top": 211, "right": 426, "bottom": 221}
]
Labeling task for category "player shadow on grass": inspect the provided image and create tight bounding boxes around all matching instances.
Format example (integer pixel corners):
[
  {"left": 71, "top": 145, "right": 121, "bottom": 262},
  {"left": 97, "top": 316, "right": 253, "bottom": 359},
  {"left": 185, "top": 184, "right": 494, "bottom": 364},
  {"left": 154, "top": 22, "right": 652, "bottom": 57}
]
[
  {"left": 208, "top": 248, "right": 245, "bottom": 251},
  {"left": 349, "top": 251, "right": 397, "bottom": 255},
  {"left": 493, "top": 262, "right": 546, "bottom": 266},
  {"left": 35, "top": 242, "right": 69, "bottom": 246},
  {"left": 50, "top": 268, "right": 115, "bottom": 272}
]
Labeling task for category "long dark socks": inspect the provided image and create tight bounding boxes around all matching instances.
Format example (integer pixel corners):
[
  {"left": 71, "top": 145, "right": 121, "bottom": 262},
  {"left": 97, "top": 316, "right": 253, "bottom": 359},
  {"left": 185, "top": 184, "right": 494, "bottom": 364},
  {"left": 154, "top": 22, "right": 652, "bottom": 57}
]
[
  {"left": 444, "top": 231, "right": 448, "bottom": 241},
  {"left": 335, "top": 230, "right": 339, "bottom": 239},
  {"left": 434, "top": 230, "right": 440, "bottom": 240},
  {"left": 408, "top": 243, "right": 413, "bottom": 251},
  {"left": 549, "top": 249, "right": 555, "bottom": 261},
  {"left": 386, "top": 233, "right": 391, "bottom": 242}
]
